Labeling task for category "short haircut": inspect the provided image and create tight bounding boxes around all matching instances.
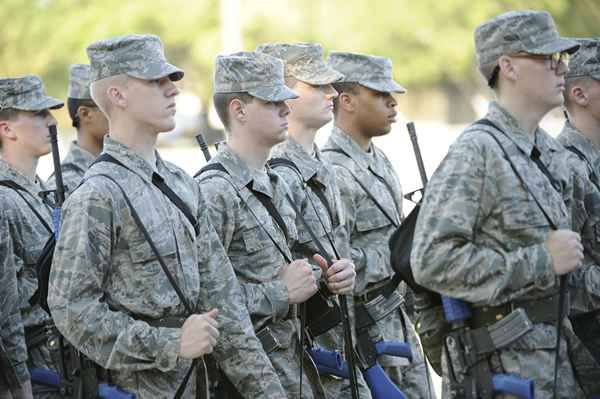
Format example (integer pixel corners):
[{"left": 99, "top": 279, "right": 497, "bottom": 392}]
[
  {"left": 90, "top": 74, "right": 129, "bottom": 117},
  {"left": 0, "top": 107, "right": 20, "bottom": 122},
  {"left": 332, "top": 82, "right": 359, "bottom": 115},
  {"left": 67, "top": 98, "right": 97, "bottom": 129},
  {"left": 212, "top": 92, "right": 254, "bottom": 130},
  {"left": 488, "top": 66, "right": 500, "bottom": 89},
  {"left": 564, "top": 76, "right": 593, "bottom": 110}
]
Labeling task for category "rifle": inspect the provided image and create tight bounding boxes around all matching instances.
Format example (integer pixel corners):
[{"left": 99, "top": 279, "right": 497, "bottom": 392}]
[{"left": 403, "top": 122, "right": 535, "bottom": 399}]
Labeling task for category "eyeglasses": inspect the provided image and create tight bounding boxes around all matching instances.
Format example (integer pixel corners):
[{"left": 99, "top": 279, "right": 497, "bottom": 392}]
[{"left": 509, "top": 51, "right": 571, "bottom": 70}]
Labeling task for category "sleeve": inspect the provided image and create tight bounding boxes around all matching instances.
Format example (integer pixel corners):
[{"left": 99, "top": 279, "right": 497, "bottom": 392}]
[
  {"left": 195, "top": 197, "right": 286, "bottom": 398},
  {"left": 197, "top": 175, "right": 290, "bottom": 320},
  {"left": 411, "top": 136, "right": 555, "bottom": 304},
  {"left": 48, "top": 185, "right": 182, "bottom": 371},
  {"left": 0, "top": 213, "right": 30, "bottom": 384}
]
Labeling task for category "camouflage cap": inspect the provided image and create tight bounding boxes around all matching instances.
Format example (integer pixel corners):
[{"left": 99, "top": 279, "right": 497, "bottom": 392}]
[
  {"left": 214, "top": 51, "right": 298, "bottom": 102},
  {"left": 86, "top": 34, "right": 184, "bottom": 83},
  {"left": 256, "top": 42, "right": 343, "bottom": 85},
  {"left": 327, "top": 51, "right": 406, "bottom": 93},
  {"left": 566, "top": 38, "right": 600, "bottom": 80},
  {"left": 475, "top": 10, "right": 580, "bottom": 81},
  {"left": 0, "top": 75, "right": 63, "bottom": 111},
  {"left": 68, "top": 64, "right": 92, "bottom": 100}
]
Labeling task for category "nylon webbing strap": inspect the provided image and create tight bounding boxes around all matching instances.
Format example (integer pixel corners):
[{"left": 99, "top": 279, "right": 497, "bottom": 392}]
[{"left": 0, "top": 180, "right": 52, "bottom": 233}]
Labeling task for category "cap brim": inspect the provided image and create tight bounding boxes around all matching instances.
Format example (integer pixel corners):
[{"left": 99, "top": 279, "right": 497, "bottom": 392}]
[
  {"left": 360, "top": 79, "right": 406, "bottom": 94},
  {"left": 298, "top": 67, "right": 344, "bottom": 86},
  {"left": 127, "top": 62, "right": 184, "bottom": 82},
  {"left": 530, "top": 37, "right": 580, "bottom": 56},
  {"left": 249, "top": 84, "right": 299, "bottom": 102},
  {"left": 15, "top": 96, "right": 64, "bottom": 111}
]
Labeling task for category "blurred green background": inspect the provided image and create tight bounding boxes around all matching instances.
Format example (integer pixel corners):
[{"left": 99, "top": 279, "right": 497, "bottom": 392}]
[{"left": 1, "top": 0, "right": 598, "bottom": 138}]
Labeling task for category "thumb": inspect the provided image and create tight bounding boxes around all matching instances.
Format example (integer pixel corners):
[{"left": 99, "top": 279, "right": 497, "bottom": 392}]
[
  {"left": 312, "top": 253, "right": 329, "bottom": 275},
  {"left": 205, "top": 309, "right": 219, "bottom": 319}
]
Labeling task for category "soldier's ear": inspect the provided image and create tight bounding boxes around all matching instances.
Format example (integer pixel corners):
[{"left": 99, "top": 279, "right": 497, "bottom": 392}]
[
  {"left": 570, "top": 85, "right": 589, "bottom": 107},
  {"left": 337, "top": 92, "right": 355, "bottom": 113},
  {"left": 229, "top": 98, "right": 247, "bottom": 124},
  {"left": 107, "top": 85, "right": 127, "bottom": 109},
  {"left": 0, "top": 119, "right": 16, "bottom": 143},
  {"left": 498, "top": 55, "right": 518, "bottom": 83}
]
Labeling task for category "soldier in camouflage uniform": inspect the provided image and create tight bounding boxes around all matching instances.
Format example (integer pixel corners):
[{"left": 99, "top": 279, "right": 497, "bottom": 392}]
[
  {"left": 411, "top": 10, "right": 589, "bottom": 398},
  {"left": 46, "top": 64, "right": 107, "bottom": 192},
  {"left": 196, "top": 51, "right": 356, "bottom": 398},
  {"left": 0, "top": 76, "right": 64, "bottom": 399},
  {"left": 257, "top": 42, "right": 372, "bottom": 399},
  {"left": 48, "top": 34, "right": 286, "bottom": 399},
  {"left": 557, "top": 38, "right": 600, "bottom": 391},
  {"left": 322, "top": 52, "right": 433, "bottom": 397}
]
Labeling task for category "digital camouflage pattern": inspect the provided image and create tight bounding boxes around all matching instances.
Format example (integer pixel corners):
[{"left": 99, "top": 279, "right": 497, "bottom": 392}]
[
  {"left": 48, "top": 137, "right": 285, "bottom": 398},
  {"left": 87, "top": 34, "right": 183, "bottom": 82},
  {"left": 0, "top": 159, "right": 63, "bottom": 397},
  {"left": 566, "top": 38, "right": 600, "bottom": 79},
  {"left": 68, "top": 64, "right": 93, "bottom": 100},
  {"left": 411, "top": 101, "right": 590, "bottom": 397},
  {"left": 327, "top": 52, "right": 406, "bottom": 93},
  {"left": 270, "top": 137, "right": 373, "bottom": 398},
  {"left": 475, "top": 10, "right": 580, "bottom": 81},
  {"left": 213, "top": 51, "right": 298, "bottom": 101},
  {"left": 322, "top": 127, "right": 432, "bottom": 398},
  {"left": 0, "top": 75, "right": 63, "bottom": 111},
  {"left": 45, "top": 141, "right": 96, "bottom": 194},
  {"left": 196, "top": 144, "right": 323, "bottom": 398},
  {"left": 256, "top": 43, "right": 343, "bottom": 85}
]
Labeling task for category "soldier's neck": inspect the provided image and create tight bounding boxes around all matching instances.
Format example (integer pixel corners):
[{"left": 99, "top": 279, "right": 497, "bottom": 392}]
[
  {"left": 287, "top": 121, "right": 319, "bottom": 154},
  {"left": 228, "top": 134, "right": 270, "bottom": 170},
  {"left": 569, "top": 109, "right": 600, "bottom": 149},
  {"left": 77, "top": 128, "right": 103, "bottom": 157},
  {"left": 1, "top": 147, "right": 38, "bottom": 181},
  {"left": 334, "top": 119, "right": 371, "bottom": 151},
  {"left": 497, "top": 94, "right": 549, "bottom": 139},
  {"left": 108, "top": 120, "right": 157, "bottom": 169}
]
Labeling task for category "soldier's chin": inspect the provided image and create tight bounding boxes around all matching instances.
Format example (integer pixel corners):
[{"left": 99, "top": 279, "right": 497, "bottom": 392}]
[{"left": 157, "top": 119, "right": 177, "bottom": 134}]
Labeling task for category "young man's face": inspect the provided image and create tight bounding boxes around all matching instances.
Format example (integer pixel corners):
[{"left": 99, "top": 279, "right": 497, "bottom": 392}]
[
  {"left": 244, "top": 99, "right": 291, "bottom": 147},
  {"left": 125, "top": 76, "right": 179, "bottom": 133},
  {"left": 353, "top": 85, "right": 397, "bottom": 137},
  {"left": 286, "top": 81, "right": 337, "bottom": 130},
  {"left": 9, "top": 109, "right": 56, "bottom": 157},
  {"left": 511, "top": 53, "right": 568, "bottom": 110}
]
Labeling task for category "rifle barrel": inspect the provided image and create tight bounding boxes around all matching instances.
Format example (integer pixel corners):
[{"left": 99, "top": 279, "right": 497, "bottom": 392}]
[
  {"left": 407, "top": 122, "right": 428, "bottom": 187},
  {"left": 48, "top": 125, "right": 65, "bottom": 206}
]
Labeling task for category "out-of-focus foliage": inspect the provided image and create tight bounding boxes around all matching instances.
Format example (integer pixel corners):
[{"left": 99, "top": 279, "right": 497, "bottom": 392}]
[{"left": 1, "top": 0, "right": 598, "bottom": 103}]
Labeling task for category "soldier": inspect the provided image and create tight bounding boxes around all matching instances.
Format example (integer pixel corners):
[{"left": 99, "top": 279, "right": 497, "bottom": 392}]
[
  {"left": 321, "top": 52, "right": 432, "bottom": 397},
  {"left": 48, "top": 34, "right": 286, "bottom": 398},
  {"left": 0, "top": 76, "right": 63, "bottom": 399},
  {"left": 558, "top": 38, "right": 600, "bottom": 390},
  {"left": 46, "top": 64, "right": 107, "bottom": 192},
  {"left": 196, "top": 51, "right": 356, "bottom": 398},
  {"left": 257, "top": 42, "right": 372, "bottom": 398},
  {"left": 411, "top": 10, "right": 587, "bottom": 397}
]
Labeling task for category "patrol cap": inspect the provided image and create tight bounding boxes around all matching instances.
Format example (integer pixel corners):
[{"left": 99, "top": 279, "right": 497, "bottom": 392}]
[
  {"left": 87, "top": 34, "right": 184, "bottom": 83},
  {"left": 0, "top": 75, "right": 63, "bottom": 111},
  {"left": 213, "top": 51, "right": 298, "bottom": 102},
  {"left": 475, "top": 10, "right": 580, "bottom": 81},
  {"left": 327, "top": 51, "right": 406, "bottom": 93},
  {"left": 68, "top": 64, "right": 93, "bottom": 100},
  {"left": 256, "top": 42, "right": 343, "bottom": 85},
  {"left": 566, "top": 38, "right": 600, "bottom": 80}
]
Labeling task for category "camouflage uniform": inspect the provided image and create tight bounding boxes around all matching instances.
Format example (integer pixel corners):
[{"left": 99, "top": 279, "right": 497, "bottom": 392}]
[
  {"left": 46, "top": 64, "right": 97, "bottom": 192},
  {"left": 323, "top": 52, "right": 432, "bottom": 398},
  {"left": 0, "top": 76, "right": 64, "bottom": 399},
  {"left": 411, "top": 11, "right": 587, "bottom": 398},
  {"left": 259, "top": 42, "right": 372, "bottom": 398},
  {"left": 48, "top": 35, "right": 285, "bottom": 399},
  {"left": 557, "top": 38, "right": 600, "bottom": 393}
]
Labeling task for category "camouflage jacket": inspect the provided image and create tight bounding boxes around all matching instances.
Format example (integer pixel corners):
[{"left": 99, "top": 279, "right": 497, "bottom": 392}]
[
  {"left": 322, "top": 126, "right": 403, "bottom": 294},
  {"left": 557, "top": 121, "right": 600, "bottom": 314},
  {"left": 48, "top": 137, "right": 285, "bottom": 398},
  {"left": 0, "top": 160, "right": 53, "bottom": 384},
  {"left": 46, "top": 140, "right": 96, "bottom": 193},
  {"left": 195, "top": 145, "right": 298, "bottom": 341},
  {"left": 411, "top": 101, "right": 588, "bottom": 396}
]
